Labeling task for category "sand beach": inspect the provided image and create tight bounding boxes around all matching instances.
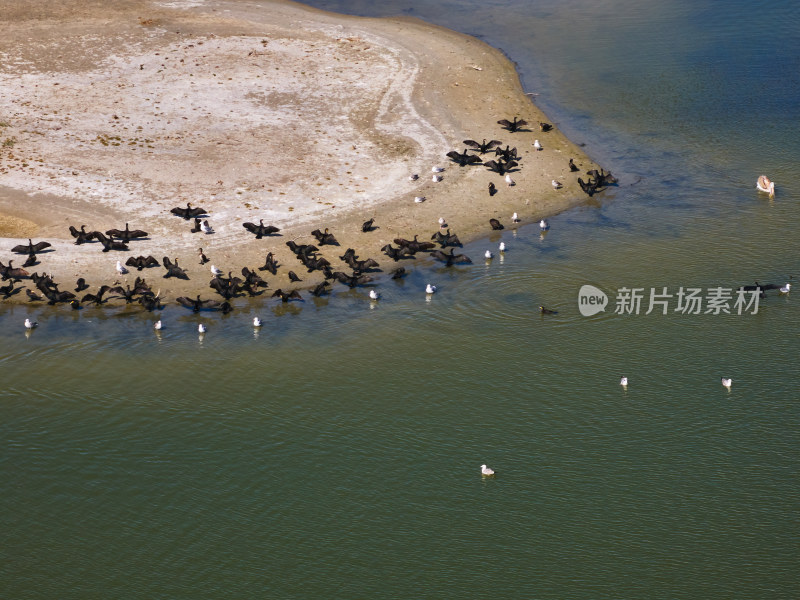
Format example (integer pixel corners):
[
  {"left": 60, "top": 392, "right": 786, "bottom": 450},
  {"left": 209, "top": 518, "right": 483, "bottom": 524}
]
[{"left": 0, "top": 0, "right": 600, "bottom": 304}]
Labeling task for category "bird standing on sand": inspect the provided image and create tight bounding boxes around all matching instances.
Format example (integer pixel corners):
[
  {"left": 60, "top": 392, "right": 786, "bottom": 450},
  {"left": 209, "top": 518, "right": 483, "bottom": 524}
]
[
  {"left": 198, "top": 248, "right": 210, "bottom": 265},
  {"left": 409, "top": 173, "right": 419, "bottom": 181},
  {"left": 432, "top": 174, "right": 443, "bottom": 182},
  {"left": 505, "top": 174, "right": 515, "bottom": 186},
  {"left": 488, "top": 182, "right": 497, "bottom": 196},
  {"left": 414, "top": 196, "right": 426, "bottom": 203},
  {"left": 116, "top": 260, "right": 128, "bottom": 275},
  {"left": 481, "top": 464, "right": 495, "bottom": 476},
  {"left": 24, "top": 318, "right": 38, "bottom": 329},
  {"left": 201, "top": 220, "right": 214, "bottom": 234},
  {"left": 512, "top": 212, "right": 520, "bottom": 222},
  {"left": 432, "top": 166, "right": 445, "bottom": 173},
  {"left": 551, "top": 179, "right": 562, "bottom": 189},
  {"left": 438, "top": 217, "right": 447, "bottom": 228},
  {"left": 533, "top": 139, "right": 542, "bottom": 151},
  {"left": 211, "top": 265, "right": 223, "bottom": 276}
]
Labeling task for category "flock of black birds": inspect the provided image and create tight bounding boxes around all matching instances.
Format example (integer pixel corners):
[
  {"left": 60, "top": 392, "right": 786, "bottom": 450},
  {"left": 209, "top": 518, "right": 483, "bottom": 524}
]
[{"left": 2, "top": 115, "right": 630, "bottom": 322}]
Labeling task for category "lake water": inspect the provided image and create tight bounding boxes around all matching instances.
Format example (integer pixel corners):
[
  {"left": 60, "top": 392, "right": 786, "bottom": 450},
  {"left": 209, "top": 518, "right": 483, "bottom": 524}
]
[{"left": 2, "top": 0, "right": 798, "bottom": 598}]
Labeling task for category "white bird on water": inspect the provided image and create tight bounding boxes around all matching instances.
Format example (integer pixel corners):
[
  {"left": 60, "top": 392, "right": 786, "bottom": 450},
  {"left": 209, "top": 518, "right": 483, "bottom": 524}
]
[
  {"left": 24, "top": 318, "right": 38, "bottom": 329},
  {"left": 485, "top": 250, "right": 493, "bottom": 259},
  {"left": 369, "top": 289, "right": 381, "bottom": 301},
  {"left": 499, "top": 242, "right": 506, "bottom": 252},
  {"left": 431, "top": 166, "right": 445, "bottom": 173},
  {"left": 211, "top": 264, "right": 223, "bottom": 276},
  {"left": 779, "top": 282, "right": 791, "bottom": 294},
  {"left": 756, "top": 175, "right": 775, "bottom": 198},
  {"left": 512, "top": 212, "right": 520, "bottom": 223},
  {"left": 505, "top": 173, "right": 515, "bottom": 186},
  {"left": 116, "top": 260, "right": 128, "bottom": 275},
  {"left": 253, "top": 316, "right": 262, "bottom": 327},
  {"left": 432, "top": 174, "right": 443, "bottom": 182},
  {"left": 414, "top": 196, "right": 426, "bottom": 203},
  {"left": 153, "top": 320, "right": 162, "bottom": 331},
  {"left": 721, "top": 377, "right": 732, "bottom": 389},
  {"left": 425, "top": 284, "right": 437, "bottom": 294},
  {"left": 533, "top": 139, "right": 542, "bottom": 151},
  {"left": 620, "top": 376, "right": 628, "bottom": 387},
  {"left": 481, "top": 464, "right": 495, "bottom": 476},
  {"left": 198, "top": 323, "right": 207, "bottom": 334},
  {"left": 540, "top": 219, "right": 550, "bottom": 230}
]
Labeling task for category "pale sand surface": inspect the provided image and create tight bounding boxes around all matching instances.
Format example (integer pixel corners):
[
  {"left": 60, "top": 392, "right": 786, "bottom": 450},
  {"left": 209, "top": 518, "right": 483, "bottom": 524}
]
[{"left": 0, "top": 0, "right": 601, "bottom": 305}]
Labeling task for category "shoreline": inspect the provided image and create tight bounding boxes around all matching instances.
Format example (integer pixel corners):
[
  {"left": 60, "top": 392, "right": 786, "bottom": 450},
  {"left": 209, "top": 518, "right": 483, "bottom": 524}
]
[{"left": 0, "top": 0, "right": 601, "bottom": 307}]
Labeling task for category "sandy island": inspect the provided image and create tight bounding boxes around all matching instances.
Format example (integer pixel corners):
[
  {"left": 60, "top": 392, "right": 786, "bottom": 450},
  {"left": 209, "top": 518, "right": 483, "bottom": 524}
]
[{"left": 0, "top": 0, "right": 600, "bottom": 306}]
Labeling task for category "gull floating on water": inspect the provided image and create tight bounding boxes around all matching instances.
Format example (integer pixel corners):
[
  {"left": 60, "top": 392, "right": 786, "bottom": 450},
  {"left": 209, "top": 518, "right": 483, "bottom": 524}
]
[
  {"left": 481, "top": 464, "right": 495, "bottom": 476},
  {"left": 431, "top": 166, "right": 445, "bottom": 173},
  {"left": 779, "top": 282, "right": 791, "bottom": 294},
  {"left": 512, "top": 212, "right": 519, "bottom": 222},
  {"left": 198, "top": 323, "right": 207, "bottom": 333},
  {"left": 540, "top": 219, "right": 550, "bottom": 230},
  {"left": 620, "top": 376, "right": 628, "bottom": 387},
  {"left": 116, "top": 260, "right": 128, "bottom": 275},
  {"left": 721, "top": 377, "right": 732, "bottom": 389},
  {"left": 533, "top": 139, "right": 542, "bottom": 151},
  {"left": 154, "top": 320, "right": 162, "bottom": 330},
  {"left": 499, "top": 242, "right": 506, "bottom": 252},
  {"left": 505, "top": 174, "right": 515, "bottom": 186},
  {"left": 425, "top": 284, "right": 437, "bottom": 294},
  {"left": 414, "top": 196, "right": 426, "bottom": 203},
  {"left": 756, "top": 175, "right": 775, "bottom": 198},
  {"left": 253, "top": 316, "right": 262, "bottom": 327},
  {"left": 24, "top": 318, "right": 38, "bottom": 329},
  {"left": 485, "top": 250, "right": 493, "bottom": 259},
  {"left": 369, "top": 289, "right": 381, "bottom": 301}
]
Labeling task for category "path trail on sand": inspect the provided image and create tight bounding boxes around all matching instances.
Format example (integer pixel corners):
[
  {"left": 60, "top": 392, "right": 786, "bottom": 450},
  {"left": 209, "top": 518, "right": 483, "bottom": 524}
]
[{"left": 0, "top": 0, "right": 600, "bottom": 303}]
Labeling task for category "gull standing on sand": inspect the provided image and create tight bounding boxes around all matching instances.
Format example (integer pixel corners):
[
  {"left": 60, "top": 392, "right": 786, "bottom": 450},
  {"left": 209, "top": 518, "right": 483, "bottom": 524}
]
[
  {"left": 481, "top": 464, "right": 495, "bottom": 476},
  {"left": 512, "top": 212, "right": 520, "bottom": 223},
  {"left": 432, "top": 166, "right": 445, "bottom": 173},
  {"left": 116, "top": 260, "right": 128, "bottom": 275},
  {"left": 533, "top": 139, "right": 542, "bottom": 151},
  {"left": 438, "top": 217, "right": 447, "bottom": 228},
  {"left": 432, "top": 174, "right": 443, "bottom": 182},
  {"left": 551, "top": 179, "right": 562, "bottom": 189},
  {"left": 409, "top": 173, "right": 419, "bottom": 181},
  {"left": 505, "top": 173, "right": 515, "bottom": 186},
  {"left": 201, "top": 220, "right": 214, "bottom": 234},
  {"left": 721, "top": 377, "right": 732, "bottom": 389},
  {"left": 414, "top": 196, "right": 426, "bottom": 203},
  {"left": 211, "top": 264, "right": 223, "bottom": 276}
]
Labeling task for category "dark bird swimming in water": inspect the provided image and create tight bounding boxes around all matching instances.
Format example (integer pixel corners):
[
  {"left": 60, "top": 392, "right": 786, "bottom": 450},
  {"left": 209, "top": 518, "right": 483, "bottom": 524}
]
[
  {"left": 94, "top": 232, "right": 129, "bottom": 252},
  {"left": 569, "top": 158, "right": 579, "bottom": 172},
  {"left": 361, "top": 218, "right": 375, "bottom": 233},
  {"left": 75, "top": 277, "right": 89, "bottom": 292},
  {"left": 463, "top": 139, "right": 502, "bottom": 153},
  {"left": 539, "top": 122, "right": 553, "bottom": 132},
  {"left": 271, "top": 288, "right": 303, "bottom": 302},
  {"left": 311, "top": 228, "right": 339, "bottom": 246},
  {"left": 125, "top": 255, "right": 160, "bottom": 271},
  {"left": 11, "top": 239, "right": 52, "bottom": 254},
  {"left": 446, "top": 149, "right": 483, "bottom": 166},
  {"left": 176, "top": 295, "right": 222, "bottom": 312},
  {"left": 489, "top": 218, "right": 504, "bottom": 231},
  {"left": 497, "top": 117, "right": 528, "bottom": 132},
  {"left": 69, "top": 225, "right": 99, "bottom": 244},
  {"left": 539, "top": 306, "right": 558, "bottom": 315},
  {"left": 390, "top": 267, "right": 407, "bottom": 279},
  {"left": 105, "top": 223, "right": 148, "bottom": 241},
  {"left": 170, "top": 202, "right": 208, "bottom": 220},
  {"left": 431, "top": 248, "right": 473, "bottom": 266},
  {"left": 243, "top": 219, "right": 281, "bottom": 239}
]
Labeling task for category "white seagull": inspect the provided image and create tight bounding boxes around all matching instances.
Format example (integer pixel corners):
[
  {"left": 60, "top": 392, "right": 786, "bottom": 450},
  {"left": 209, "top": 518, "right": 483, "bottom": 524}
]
[
  {"left": 756, "top": 175, "right": 775, "bottom": 198},
  {"left": 153, "top": 320, "right": 162, "bottom": 330},
  {"left": 533, "top": 139, "right": 542, "bottom": 151},
  {"left": 481, "top": 464, "right": 495, "bottom": 476},
  {"left": 369, "top": 289, "right": 381, "bottom": 301},
  {"left": 253, "top": 316, "right": 262, "bottom": 327},
  {"left": 24, "top": 318, "right": 38, "bottom": 329},
  {"left": 620, "top": 376, "right": 628, "bottom": 387},
  {"left": 408, "top": 173, "right": 419, "bottom": 181},
  {"left": 210, "top": 264, "right": 223, "bottom": 276},
  {"left": 540, "top": 219, "right": 550, "bottom": 230},
  {"left": 425, "top": 284, "right": 437, "bottom": 294},
  {"left": 512, "top": 212, "right": 520, "bottom": 222},
  {"left": 779, "top": 282, "right": 791, "bottom": 294},
  {"left": 201, "top": 220, "right": 213, "bottom": 234},
  {"left": 414, "top": 196, "right": 426, "bottom": 203},
  {"left": 485, "top": 250, "right": 493, "bottom": 259},
  {"left": 198, "top": 323, "right": 207, "bottom": 334},
  {"left": 551, "top": 179, "right": 562, "bottom": 189},
  {"left": 505, "top": 174, "right": 515, "bottom": 186},
  {"left": 431, "top": 166, "right": 445, "bottom": 173},
  {"left": 432, "top": 174, "right": 443, "bottom": 182},
  {"left": 721, "top": 377, "right": 732, "bottom": 389},
  {"left": 499, "top": 242, "right": 506, "bottom": 252},
  {"left": 438, "top": 217, "right": 447, "bottom": 227},
  {"left": 116, "top": 260, "right": 128, "bottom": 275}
]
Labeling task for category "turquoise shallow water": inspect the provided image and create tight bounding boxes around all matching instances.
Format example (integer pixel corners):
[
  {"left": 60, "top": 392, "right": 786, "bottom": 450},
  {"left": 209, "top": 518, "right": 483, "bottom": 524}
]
[{"left": 2, "top": 1, "right": 798, "bottom": 598}]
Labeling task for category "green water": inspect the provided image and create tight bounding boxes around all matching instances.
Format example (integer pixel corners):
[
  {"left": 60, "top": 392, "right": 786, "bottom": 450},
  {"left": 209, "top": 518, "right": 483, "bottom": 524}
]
[{"left": 2, "top": 0, "right": 799, "bottom": 597}]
